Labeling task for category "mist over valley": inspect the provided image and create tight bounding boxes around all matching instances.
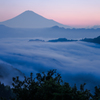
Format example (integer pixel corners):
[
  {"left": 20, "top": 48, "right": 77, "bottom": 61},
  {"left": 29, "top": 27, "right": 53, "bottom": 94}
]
[{"left": 0, "top": 11, "right": 100, "bottom": 93}]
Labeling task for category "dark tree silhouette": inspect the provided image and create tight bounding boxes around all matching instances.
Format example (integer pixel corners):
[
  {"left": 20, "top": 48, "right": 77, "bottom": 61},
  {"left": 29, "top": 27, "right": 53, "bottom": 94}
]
[{"left": 0, "top": 69, "right": 100, "bottom": 100}]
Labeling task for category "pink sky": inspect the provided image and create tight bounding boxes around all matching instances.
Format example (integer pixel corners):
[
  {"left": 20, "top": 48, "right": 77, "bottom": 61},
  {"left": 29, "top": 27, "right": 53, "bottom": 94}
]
[{"left": 0, "top": 0, "right": 100, "bottom": 28}]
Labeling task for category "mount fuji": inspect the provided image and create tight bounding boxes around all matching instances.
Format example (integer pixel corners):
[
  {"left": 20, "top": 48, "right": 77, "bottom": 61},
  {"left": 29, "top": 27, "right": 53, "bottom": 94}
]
[{"left": 0, "top": 10, "right": 70, "bottom": 29}]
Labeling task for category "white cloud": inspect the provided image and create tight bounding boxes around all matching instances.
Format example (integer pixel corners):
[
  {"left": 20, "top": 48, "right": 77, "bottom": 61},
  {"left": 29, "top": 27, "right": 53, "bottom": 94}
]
[{"left": 0, "top": 38, "right": 100, "bottom": 92}]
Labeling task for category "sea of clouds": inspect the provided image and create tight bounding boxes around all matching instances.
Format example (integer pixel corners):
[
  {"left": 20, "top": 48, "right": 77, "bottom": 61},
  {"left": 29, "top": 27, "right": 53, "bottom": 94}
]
[{"left": 0, "top": 38, "right": 100, "bottom": 92}]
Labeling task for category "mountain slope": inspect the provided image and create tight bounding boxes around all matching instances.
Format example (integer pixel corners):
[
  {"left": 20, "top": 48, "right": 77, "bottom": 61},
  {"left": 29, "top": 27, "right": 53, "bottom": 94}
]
[
  {"left": 0, "top": 10, "right": 70, "bottom": 28},
  {"left": 0, "top": 60, "right": 24, "bottom": 85}
]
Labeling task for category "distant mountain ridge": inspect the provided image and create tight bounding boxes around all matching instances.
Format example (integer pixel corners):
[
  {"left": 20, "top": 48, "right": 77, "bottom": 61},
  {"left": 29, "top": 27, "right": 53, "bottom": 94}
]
[
  {"left": 48, "top": 38, "right": 77, "bottom": 42},
  {"left": 0, "top": 25, "right": 100, "bottom": 44},
  {"left": 81, "top": 36, "right": 100, "bottom": 44},
  {"left": 0, "top": 25, "right": 100, "bottom": 39},
  {"left": 92, "top": 25, "right": 100, "bottom": 29},
  {"left": 50, "top": 36, "right": 100, "bottom": 44},
  {"left": 0, "top": 10, "right": 70, "bottom": 29}
]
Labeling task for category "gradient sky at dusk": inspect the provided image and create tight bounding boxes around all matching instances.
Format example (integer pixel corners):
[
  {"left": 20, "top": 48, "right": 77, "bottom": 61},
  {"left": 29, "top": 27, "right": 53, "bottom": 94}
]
[{"left": 0, "top": 0, "right": 100, "bottom": 27}]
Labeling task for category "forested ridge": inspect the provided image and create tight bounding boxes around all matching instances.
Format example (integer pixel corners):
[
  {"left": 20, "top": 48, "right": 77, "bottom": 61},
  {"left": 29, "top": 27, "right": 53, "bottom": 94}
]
[{"left": 0, "top": 69, "right": 100, "bottom": 100}]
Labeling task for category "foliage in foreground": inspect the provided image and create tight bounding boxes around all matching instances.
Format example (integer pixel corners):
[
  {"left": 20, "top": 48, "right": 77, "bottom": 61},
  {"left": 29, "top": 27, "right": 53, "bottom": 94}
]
[{"left": 0, "top": 69, "right": 100, "bottom": 100}]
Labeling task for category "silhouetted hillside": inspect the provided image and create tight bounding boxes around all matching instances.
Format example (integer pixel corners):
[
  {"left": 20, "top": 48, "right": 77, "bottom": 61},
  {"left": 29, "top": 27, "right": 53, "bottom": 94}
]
[
  {"left": 48, "top": 38, "right": 77, "bottom": 42},
  {"left": 29, "top": 39, "right": 45, "bottom": 42},
  {"left": 81, "top": 36, "right": 100, "bottom": 44},
  {"left": 0, "top": 62, "right": 24, "bottom": 86}
]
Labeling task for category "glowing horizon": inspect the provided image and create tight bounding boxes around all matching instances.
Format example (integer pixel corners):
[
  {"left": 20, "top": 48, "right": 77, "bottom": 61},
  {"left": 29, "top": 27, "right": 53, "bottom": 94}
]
[{"left": 0, "top": 0, "right": 100, "bottom": 28}]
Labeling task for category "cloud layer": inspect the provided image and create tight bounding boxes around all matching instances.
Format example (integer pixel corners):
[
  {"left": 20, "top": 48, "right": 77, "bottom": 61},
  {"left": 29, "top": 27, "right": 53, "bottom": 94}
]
[{"left": 0, "top": 38, "right": 100, "bottom": 92}]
